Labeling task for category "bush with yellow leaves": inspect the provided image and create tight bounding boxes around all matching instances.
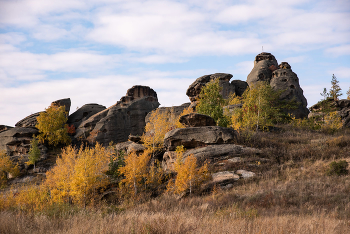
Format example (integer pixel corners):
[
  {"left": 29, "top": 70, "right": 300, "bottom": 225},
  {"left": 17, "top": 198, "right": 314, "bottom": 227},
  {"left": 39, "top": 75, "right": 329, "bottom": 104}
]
[{"left": 0, "top": 151, "right": 20, "bottom": 188}]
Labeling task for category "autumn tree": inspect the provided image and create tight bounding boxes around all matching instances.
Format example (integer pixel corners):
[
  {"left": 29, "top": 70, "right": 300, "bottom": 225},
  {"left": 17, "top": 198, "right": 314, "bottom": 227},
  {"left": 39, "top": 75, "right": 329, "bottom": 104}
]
[
  {"left": 347, "top": 87, "right": 350, "bottom": 100},
  {"left": 0, "top": 151, "right": 19, "bottom": 187},
  {"left": 230, "top": 82, "right": 295, "bottom": 131},
  {"left": 329, "top": 74, "right": 342, "bottom": 101},
  {"left": 26, "top": 137, "right": 41, "bottom": 170},
  {"left": 169, "top": 146, "right": 209, "bottom": 195},
  {"left": 196, "top": 79, "right": 230, "bottom": 127},
  {"left": 36, "top": 104, "right": 71, "bottom": 146},
  {"left": 44, "top": 143, "right": 111, "bottom": 206},
  {"left": 320, "top": 88, "right": 329, "bottom": 101},
  {"left": 142, "top": 106, "right": 193, "bottom": 153},
  {"left": 119, "top": 150, "right": 151, "bottom": 197}
]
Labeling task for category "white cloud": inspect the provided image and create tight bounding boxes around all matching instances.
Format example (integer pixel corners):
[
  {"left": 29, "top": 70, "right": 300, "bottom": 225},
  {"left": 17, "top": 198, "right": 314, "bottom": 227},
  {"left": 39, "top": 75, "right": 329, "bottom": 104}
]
[
  {"left": 233, "top": 61, "right": 253, "bottom": 75},
  {"left": 325, "top": 45, "right": 350, "bottom": 57},
  {"left": 0, "top": 71, "right": 196, "bottom": 126}
]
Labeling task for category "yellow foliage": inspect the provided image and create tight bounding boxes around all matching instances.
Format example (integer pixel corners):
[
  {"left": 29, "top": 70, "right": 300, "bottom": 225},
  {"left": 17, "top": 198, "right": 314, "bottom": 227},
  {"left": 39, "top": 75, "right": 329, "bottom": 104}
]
[
  {"left": 119, "top": 150, "right": 151, "bottom": 197},
  {"left": 142, "top": 107, "right": 194, "bottom": 152},
  {"left": 0, "top": 151, "right": 20, "bottom": 187},
  {"left": 36, "top": 104, "right": 71, "bottom": 146},
  {"left": 44, "top": 143, "right": 111, "bottom": 206},
  {"left": 322, "top": 111, "right": 343, "bottom": 133},
  {"left": 170, "top": 146, "right": 209, "bottom": 195}
]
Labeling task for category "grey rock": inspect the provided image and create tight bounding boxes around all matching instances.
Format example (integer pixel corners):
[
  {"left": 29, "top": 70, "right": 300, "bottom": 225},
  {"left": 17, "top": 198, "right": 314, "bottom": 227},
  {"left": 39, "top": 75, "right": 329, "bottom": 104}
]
[
  {"left": 128, "top": 134, "right": 142, "bottom": 143},
  {"left": 115, "top": 141, "right": 133, "bottom": 153},
  {"left": 0, "top": 125, "right": 13, "bottom": 133},
  {"left": 15, "top": 112, "right": 43, "bottom": 128},
  {"left": 0, "top": 127, "right": 38, "bottom": 156},
  {"left": 75, "top": 86, "right": 159, "bottom": 146},
  {"left": 67, "top": 104, "right": 106, "bottom": 129},
  {"left": 236, "top": 170, "right": 256, "bottom": 179},
  {"left": 231, "top": 80, "right": 249, "bottom": 96},
  {"left": 186, "top": 73, "right": 235, "bottom": 102},
  {"left": 247, "top": 53, "right": 309, "bottom": 119},
  {"left": 223, "top": 104, "right": 243, "bottom": 115},
  {"left": 127, "top": 142, "right": 145, "bottom": 155},
  {"left": 164, "top": 126, "right": 237, "bottom": 151},
  {"left": 179, "top": 113, "right": 216, "bottom": 127},
  {"left": 212, "top": 171, "right": 239, "bottom": 184},
  {"left": 247, "top": 52, "right": 278, "bottom": 85},
  {"left": 270, "top": 63, "right": 309, "bottom": 118}
]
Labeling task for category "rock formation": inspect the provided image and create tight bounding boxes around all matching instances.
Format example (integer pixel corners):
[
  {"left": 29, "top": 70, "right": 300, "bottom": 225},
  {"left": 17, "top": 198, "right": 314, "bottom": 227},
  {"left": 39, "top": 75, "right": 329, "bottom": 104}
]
[
  {"left": 74, "top": 86, "right": 159, "bottom": 146},
  {"left": 163, "top": 126, "right": 236, "bottom": 151},
  {"left": 67, "top": 104, "right": 106, "bottom": 129},
  {"left": 186, "top": 73, "right": 248, "bottom": 108},
  {"left": 247, "top": 52, "right": 309, "bottom": 118}
]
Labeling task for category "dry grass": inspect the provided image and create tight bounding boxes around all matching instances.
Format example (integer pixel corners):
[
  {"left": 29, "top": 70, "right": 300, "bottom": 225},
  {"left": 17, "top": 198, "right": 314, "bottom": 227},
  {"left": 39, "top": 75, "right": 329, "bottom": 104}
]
[
  {"left": 0, "top": 209, "right": 349, "bottom": 234},
  {"left": 1, "top": 128, "right": 350, "bottom": 233}
]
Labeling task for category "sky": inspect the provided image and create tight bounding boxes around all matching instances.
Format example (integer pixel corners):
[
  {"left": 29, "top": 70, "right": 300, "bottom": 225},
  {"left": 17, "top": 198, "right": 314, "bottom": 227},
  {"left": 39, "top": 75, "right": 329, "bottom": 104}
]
[{"left": 1, "top": 0, "right": 350, "bottom": 126}]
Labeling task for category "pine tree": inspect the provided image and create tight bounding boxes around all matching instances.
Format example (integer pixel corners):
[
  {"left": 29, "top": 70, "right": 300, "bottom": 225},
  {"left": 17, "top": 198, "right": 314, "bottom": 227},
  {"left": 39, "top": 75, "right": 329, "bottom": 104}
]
[
  {"left": 27, "top": 137, "right": 41, "bottom": 170},
  {"left": 36, "top": 104, "right": 71, "bottom": 146},
  {"left": 196, "top": 79, "right": 230, "bottom": 127},
  {"left": 329, "top": 74, "right": 342, "bottom": 101}
]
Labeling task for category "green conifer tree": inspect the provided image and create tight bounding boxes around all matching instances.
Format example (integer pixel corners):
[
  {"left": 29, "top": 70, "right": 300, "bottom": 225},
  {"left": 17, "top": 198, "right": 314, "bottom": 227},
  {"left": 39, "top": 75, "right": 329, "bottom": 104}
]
[
  {"left": 329, "top": 74, "right": 342, "bottom": 101},
  {"left": 27, "top": 137, "right": 41, "bottom": 170}
]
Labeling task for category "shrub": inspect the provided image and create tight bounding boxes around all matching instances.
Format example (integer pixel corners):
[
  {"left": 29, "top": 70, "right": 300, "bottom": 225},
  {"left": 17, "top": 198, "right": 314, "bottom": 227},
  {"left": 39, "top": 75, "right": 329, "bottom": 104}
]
[
  {"left": 326, "top": 160, "right": 349, "bottom": 176},
  {"left": 0, "top": 151, "right": 19, "bottom": 187}
]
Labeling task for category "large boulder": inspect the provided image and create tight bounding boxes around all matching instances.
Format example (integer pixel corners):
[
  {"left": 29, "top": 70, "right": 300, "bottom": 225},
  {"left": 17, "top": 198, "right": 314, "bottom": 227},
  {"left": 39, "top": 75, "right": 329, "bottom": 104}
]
[
  {"left": 67, "top": 104, "right": 106, "bottom": 129},
  {"left": 75, "top": 86, "right": 159, "bottom": 146},
  {"left": 186, "top": 73, "right": 236, "bottom": 102},
  {"left": 179, "top": 113, "right": 216, "bottom": 127},
  {"left": 15, "top": 112, "right": 43, "bottom": 128},
  {"left": 247, "top": 53, "right": 309, "bottom": 118},
  {"left": 336, "top": 99, "right": 350, "bottom": 128},
  {"left": 162, "top": 144, "right": 261, "bottom": 171},
  {"left": 164, "top": 126, "right": 236, "bottom": 151},
  {"left": 270, "top": 62, "right": 309, "bottom": 118},
  {"left": 0, "top": 127, "right": 38, "bottom": 157}
]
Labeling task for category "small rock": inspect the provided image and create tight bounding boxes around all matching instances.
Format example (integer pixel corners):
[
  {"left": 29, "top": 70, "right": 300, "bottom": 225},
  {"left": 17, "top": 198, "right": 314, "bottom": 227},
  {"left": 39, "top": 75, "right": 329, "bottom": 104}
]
[
  {"left": 212, "top": 171, "right": 239, "bottom": 183},
  {"left": 236, "top": 170, "right": 256, "bottom": 179},
  {"left": 228, "top": 157, "right": 242, "bottom": 163}
]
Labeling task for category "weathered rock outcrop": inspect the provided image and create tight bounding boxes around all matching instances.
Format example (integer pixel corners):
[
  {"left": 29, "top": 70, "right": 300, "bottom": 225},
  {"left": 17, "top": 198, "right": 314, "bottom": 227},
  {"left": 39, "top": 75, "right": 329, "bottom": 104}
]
[
  {"left": 270, "top": 62, "right": 309, "bottom": 118},
  {"left": 67, "top": 104, "right": 106, "bottom": 129},
  {"left": 163, "top": 144, "right": 261, "bottom": 171},
  {"left": 247, "top": 53, "right": 309, "bottom": 118},
  {"left": 15, "top": 112, "right": 43, "bottom": 128},
  {"left": 186, "top": 73, "right": 248, "bottom": 103},
  {"left": 0, "top": 127, "right": 43, "bottom": 157},
  {"left": 75, "top": 86, "right": 159, "bottom": 146},
  {"left": 145, "top": 103, "right": 191, "bottom": 125},
  {"left": 337, "top": 99, "right": 350, "bottom": 128},
  {"left": 164, "top": 126, "right": 236, "bottom": 151},
  {"left": 0, "top": 125, "right": 13, "bottom": 133},
  {"left": 179, "top": 113, "right": 216, "bottom": 127}
]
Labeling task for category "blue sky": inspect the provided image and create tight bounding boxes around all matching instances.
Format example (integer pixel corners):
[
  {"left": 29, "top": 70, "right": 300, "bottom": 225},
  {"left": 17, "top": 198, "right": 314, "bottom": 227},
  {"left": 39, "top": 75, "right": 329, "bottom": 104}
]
[{"left": 1, "top": 0, "right": 349, "bottom": 126}]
